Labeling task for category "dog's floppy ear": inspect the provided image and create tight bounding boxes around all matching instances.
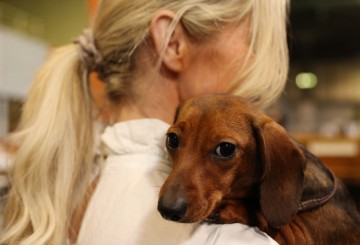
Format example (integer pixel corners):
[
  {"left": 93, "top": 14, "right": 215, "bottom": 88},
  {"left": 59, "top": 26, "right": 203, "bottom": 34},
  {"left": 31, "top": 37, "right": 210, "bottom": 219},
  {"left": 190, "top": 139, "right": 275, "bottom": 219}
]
[{"left": 253, "top": 116, "right": 306, "bottom": 228}]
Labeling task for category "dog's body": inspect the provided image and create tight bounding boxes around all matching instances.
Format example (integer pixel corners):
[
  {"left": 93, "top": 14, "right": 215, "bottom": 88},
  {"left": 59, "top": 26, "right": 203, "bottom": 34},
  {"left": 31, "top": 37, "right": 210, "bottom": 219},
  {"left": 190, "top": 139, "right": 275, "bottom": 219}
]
[{"left": 157, "top": 95, "right": 360, "bottom": 245}]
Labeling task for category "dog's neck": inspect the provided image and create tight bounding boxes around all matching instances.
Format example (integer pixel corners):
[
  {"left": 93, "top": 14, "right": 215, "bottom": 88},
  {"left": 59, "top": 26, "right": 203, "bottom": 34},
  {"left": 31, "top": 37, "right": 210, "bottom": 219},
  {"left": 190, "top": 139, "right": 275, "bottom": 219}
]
[{"left": 298, "top": 147, "right": 337, "bottom": 212}]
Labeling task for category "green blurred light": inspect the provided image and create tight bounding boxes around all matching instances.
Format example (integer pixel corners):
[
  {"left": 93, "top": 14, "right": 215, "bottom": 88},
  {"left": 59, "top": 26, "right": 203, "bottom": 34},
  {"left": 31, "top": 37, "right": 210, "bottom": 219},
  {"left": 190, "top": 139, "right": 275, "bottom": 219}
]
[{"left": 295, "top": 73, "right": 318, "bottom": 89}]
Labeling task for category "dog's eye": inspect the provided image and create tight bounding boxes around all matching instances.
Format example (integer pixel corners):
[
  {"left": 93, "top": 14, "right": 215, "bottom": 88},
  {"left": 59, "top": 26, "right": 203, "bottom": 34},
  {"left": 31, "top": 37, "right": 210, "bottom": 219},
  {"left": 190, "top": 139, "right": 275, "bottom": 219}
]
[
  {"left": 215, "top": 143, "right": 236, "bottom": 158},
  {"left": 166, "top": 133, "right": 179, "bottom": 149}
]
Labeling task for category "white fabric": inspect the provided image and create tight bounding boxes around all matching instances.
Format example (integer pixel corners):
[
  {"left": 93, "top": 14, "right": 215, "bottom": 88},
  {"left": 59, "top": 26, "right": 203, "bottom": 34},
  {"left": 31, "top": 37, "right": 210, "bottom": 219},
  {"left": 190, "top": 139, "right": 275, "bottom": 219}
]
[
  {"left": 0, "top": 147, "right": 11, "bottom": 232},
  {"left": 77, "top": 119, "right": 278, "bottom": 245},
  {"left": 0, "top": 151, "right": 10, "bottom": 188}
]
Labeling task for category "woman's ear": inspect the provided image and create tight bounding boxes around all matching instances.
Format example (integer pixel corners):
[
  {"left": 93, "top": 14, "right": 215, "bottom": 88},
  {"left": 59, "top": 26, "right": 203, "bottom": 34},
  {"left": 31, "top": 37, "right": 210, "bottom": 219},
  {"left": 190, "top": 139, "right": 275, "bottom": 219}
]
[{"left": 150, "top": 10, "right": 188, "bottom": 73}]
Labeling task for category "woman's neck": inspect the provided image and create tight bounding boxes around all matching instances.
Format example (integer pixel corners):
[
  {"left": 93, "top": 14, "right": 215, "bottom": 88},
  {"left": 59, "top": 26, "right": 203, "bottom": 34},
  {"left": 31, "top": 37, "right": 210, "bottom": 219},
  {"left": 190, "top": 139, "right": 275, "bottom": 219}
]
[{"left": 114, "top": 77, "right": 180, "bottom": 124}]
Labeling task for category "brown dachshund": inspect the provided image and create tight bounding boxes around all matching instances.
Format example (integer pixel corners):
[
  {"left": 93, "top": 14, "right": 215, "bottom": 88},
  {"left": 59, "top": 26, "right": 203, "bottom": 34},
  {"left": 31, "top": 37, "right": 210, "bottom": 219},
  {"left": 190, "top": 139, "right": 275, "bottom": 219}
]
[{"left": 158, "top": 94, "right": 360, "bottom": 245}]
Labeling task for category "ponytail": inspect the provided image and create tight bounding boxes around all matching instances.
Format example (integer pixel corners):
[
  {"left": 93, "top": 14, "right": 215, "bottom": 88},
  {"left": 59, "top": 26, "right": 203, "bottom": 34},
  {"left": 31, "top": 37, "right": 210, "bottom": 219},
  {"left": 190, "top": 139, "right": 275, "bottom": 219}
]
[{"left": 1, "top": 44, "right": 96, "bottom": 245}]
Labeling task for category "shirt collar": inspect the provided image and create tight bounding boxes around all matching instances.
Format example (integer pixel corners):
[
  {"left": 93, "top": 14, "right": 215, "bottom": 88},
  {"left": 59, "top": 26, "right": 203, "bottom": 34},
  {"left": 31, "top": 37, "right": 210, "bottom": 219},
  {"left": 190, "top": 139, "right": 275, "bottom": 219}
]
[{"left": 101, "top": 119, "right": 170, "bottom": 158}]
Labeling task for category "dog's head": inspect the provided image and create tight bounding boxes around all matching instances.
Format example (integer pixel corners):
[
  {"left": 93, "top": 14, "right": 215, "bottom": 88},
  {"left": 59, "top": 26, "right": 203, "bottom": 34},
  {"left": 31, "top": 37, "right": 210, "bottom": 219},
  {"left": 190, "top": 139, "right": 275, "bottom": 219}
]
[{"left": 158, "top": 94, "right": 306, "bottom": 228}]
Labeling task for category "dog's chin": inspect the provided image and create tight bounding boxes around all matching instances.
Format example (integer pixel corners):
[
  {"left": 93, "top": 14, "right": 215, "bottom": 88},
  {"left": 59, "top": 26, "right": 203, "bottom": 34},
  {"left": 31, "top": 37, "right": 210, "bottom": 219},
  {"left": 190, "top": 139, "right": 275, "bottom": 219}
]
[
  {"left": 177, "top": 214, "right": 207, "bottom": 223},
  {"left": 180, "top": 213, "right": 221, "bottom": 224},
  {"left": 179, "top": 208, "right": 219, "bottom": 224},
  {"left": 176, "top": 217, "right": 198, "bottom": 223},
  {"left": 204, "top": 212, "right": 221, "bottom": 223},
  {"left": 171, "top": 212, "right": 214, "bottom": 224},
  {"left": 159, "top": 212, "right": 203, "bottom": 224}
]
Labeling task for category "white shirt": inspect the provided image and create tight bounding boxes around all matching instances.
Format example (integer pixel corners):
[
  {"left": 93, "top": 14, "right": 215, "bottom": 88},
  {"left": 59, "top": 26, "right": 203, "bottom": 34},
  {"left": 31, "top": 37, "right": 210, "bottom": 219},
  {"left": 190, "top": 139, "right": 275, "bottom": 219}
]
[{"left": 77, "top": 119, "right": 278, "bottom": 245}]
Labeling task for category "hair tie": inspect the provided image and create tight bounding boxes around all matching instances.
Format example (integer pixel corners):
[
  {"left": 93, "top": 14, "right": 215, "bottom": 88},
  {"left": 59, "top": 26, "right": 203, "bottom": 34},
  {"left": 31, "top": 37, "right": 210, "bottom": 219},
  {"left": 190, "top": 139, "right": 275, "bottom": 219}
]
[{"left": 74, "top": 29, "right": 103, "bottom": 71}]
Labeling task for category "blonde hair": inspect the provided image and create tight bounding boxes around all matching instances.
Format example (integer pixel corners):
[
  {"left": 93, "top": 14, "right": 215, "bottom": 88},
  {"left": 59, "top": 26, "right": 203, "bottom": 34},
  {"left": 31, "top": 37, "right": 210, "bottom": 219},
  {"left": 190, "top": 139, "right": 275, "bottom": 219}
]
[
  {"left": 93, "top": 0, "right": 288, "bottom": 106},
  {"left": 1, "top": 0, "right": 289, "bottom": 244}
]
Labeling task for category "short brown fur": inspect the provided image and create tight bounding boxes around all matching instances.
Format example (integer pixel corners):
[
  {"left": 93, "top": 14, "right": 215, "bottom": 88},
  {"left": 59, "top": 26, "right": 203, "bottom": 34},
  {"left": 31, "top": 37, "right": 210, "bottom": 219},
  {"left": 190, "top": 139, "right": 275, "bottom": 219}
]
[{"left": 158, "top": 94, "right": 360, "bottom": 245}]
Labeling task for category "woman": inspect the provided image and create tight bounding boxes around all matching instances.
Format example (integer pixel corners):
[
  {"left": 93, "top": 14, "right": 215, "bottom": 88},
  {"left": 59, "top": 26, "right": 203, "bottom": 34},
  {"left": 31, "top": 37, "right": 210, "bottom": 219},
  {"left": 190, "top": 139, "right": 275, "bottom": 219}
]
[{"left": 1, "top": 0, "right": 288, "bottom": 244}]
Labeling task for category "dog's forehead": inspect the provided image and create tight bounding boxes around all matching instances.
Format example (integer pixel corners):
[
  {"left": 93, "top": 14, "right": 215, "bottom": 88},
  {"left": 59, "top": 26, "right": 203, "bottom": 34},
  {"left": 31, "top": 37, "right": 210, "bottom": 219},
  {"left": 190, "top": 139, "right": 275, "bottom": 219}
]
[
  {"left": 170, "top": 95, "right": 257, "bottom": 149},
  {"left": 176, "top": 95, "right": 253, "bottom": 122}
]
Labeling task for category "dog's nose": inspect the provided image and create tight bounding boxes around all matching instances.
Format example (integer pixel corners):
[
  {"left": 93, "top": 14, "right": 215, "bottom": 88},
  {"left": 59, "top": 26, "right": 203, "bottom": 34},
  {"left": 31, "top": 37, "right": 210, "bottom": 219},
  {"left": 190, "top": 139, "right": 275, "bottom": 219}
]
[{"left": 158, "top": 196, "right": 188, "bottom": 222}]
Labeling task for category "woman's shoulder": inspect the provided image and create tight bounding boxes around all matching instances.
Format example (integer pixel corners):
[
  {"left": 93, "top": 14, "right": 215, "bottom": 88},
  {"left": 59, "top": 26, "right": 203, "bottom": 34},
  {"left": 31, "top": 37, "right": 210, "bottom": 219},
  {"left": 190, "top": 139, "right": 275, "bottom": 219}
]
[{"left": 187, "top": 223, "right": 278, "bottom": 245}]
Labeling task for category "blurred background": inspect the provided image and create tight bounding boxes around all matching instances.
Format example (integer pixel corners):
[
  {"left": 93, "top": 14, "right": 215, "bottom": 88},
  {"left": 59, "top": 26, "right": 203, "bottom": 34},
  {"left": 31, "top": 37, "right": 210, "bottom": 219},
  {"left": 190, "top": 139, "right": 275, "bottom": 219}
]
[{"left": 0, "top": 0, "right": 359, "bottom": 205}]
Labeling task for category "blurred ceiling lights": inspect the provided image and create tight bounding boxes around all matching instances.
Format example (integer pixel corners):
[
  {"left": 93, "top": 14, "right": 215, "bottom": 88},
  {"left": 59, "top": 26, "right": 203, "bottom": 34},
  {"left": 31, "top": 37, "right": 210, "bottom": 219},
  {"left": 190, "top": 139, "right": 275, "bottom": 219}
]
[{"left": 295, "top": 73, "right": 318, "bottom": 89}]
